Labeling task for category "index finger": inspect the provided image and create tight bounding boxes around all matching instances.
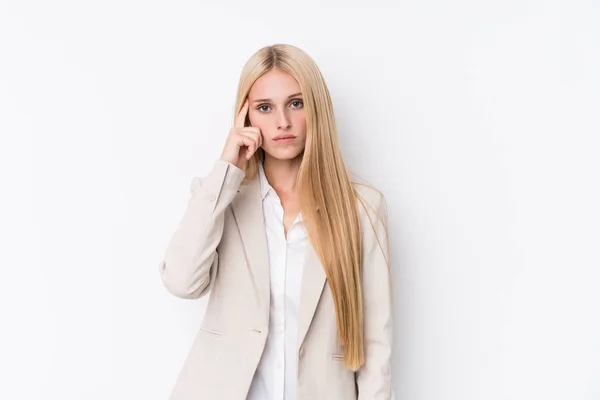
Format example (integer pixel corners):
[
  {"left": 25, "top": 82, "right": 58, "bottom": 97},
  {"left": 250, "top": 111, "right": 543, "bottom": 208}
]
[{"left": 235, "top": 99, "right": 249, "bottom": 128}]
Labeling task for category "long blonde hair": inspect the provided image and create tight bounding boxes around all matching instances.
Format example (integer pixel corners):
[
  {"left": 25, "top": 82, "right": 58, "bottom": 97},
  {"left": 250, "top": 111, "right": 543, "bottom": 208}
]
[{"left": 233, "top": 44, "right": 387, "bottom": 371}]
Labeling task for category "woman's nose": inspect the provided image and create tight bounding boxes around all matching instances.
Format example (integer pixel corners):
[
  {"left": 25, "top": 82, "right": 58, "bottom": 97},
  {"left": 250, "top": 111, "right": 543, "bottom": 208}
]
[{"left": 277, "top": 110, "right": 291, "bottom": 130}]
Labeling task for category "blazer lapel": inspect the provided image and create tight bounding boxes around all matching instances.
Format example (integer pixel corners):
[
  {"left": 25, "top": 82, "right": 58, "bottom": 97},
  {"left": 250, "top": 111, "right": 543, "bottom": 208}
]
[
  {"left": 231, "top": 172, "right": 327, "bottom": 348},
  {"left": 231, "top": 175, "right": 271, "bottom": 329},
  {"left": 297, "top": 241, "right": 327, "bottom": 351}
]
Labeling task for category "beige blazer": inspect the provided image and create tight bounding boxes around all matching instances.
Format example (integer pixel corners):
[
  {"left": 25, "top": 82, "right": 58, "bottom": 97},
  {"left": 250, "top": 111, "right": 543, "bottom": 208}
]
[{"left": 159, "top": 160, "right": 395, "bottom": 400}]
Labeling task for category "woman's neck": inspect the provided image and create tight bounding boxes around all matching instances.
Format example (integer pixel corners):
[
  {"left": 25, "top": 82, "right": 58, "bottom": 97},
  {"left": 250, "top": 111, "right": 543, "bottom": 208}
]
[{"left": 262, "top": 153, "right": 302, "bottom": 195}]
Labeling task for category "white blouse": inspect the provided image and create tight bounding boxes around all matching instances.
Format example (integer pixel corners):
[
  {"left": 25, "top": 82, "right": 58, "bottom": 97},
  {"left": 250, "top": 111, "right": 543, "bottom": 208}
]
[{"left": 246, "top": 161, "right": 309, "bottom": 400}]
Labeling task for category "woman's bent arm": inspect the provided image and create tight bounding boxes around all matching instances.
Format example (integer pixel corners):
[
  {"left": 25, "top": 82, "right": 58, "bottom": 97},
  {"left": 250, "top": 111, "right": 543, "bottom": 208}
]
[{"left": 159, "top": 159, "right": 245, "bottom": 299}]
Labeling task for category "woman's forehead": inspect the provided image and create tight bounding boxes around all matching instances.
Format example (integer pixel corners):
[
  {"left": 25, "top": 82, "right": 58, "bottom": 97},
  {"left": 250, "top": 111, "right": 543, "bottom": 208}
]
[{"left": 249, "top": 70, "right": 301, "bottom": 101}]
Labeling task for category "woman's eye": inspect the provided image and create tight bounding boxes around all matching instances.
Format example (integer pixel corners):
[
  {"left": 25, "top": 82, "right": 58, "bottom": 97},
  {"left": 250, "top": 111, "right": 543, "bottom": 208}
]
[{"left": 257, "top": 101, "right": 302, "bottom": 113}]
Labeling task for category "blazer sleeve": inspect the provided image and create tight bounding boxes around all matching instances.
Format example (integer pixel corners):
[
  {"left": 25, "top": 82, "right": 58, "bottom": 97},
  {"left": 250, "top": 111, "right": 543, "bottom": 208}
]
[
  {"left": 356, "top": 192, "right": 396, "bottom": 400},
  {"left": 159, "top": 159, "right": 245, "bottom": 299}
]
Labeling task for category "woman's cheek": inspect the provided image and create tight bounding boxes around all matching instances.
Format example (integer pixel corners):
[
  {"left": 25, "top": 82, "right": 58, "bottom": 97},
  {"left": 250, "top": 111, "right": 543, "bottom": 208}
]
[{"left": 248, "top": 112, "right": 263, "bottom": 128}]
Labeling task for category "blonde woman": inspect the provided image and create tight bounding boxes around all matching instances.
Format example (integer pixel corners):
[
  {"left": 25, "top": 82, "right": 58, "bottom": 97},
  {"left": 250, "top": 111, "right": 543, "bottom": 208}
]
[{"left": 159, "top": 44, "right": 395, "bottom": 400}]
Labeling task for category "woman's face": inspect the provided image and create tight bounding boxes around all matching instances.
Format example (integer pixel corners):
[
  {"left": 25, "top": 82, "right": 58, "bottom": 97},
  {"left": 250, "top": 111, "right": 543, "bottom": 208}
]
[{"left": 247, "top": 69, "right": 307, "bottom": 161}]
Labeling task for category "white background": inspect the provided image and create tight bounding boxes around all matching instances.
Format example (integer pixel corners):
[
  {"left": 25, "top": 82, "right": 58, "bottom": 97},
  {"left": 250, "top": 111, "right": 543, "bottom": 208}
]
[{"left": 1, "top": 2, "right": 599, "bottom": 399}]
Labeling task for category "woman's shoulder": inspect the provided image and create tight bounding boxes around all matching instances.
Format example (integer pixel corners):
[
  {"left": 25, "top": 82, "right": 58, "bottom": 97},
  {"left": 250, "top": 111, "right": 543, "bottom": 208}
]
[
  {"left": 349, "top": 171, "right": 387, "bottom": 217},
  {"left": 349, "top": 173, "right": 390, "bottom": 253}
]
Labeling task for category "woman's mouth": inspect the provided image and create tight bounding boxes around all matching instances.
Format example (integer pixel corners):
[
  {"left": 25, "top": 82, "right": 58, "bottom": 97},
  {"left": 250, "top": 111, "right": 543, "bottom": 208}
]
[{"left": 273, "top": 134, "right": 297, "bottom": 143}]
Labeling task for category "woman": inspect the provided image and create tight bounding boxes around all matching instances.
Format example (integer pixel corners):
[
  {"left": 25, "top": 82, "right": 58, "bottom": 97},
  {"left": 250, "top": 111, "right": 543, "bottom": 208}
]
[{"left": 159, "top": 43, "right": 395, "bottom": 400}]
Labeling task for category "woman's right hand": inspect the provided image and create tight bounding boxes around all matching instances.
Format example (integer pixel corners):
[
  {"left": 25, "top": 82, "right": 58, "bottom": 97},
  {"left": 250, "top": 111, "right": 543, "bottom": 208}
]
[{"left": 220, "top": 99, "right": 263, "bottom": 170}]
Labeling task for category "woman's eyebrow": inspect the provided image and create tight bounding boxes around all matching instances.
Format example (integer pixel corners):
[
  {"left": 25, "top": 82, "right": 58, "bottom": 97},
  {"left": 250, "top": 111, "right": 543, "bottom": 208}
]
[{"left": 252, "top": 92, "right": 303, "bottom": 103}]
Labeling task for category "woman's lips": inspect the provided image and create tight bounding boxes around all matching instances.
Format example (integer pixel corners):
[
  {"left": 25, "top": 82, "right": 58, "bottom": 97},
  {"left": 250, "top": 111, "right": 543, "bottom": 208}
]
[{"left": 273, "top": 135, "right": 296, "bottom": 143}]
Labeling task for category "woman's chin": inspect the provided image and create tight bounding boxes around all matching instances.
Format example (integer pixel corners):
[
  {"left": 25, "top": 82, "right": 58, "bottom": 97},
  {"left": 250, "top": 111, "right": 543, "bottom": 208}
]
[{"left": 264, "top": 147, "right": 304, "bottom": 161}]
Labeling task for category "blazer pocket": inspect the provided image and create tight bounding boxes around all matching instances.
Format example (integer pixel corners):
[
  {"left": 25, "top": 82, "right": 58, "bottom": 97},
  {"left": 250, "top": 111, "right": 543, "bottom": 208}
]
[
  {"left": 331, "top": 353, "right": 345, "bottom": 361},
  {"left": 198, "top": 327, "right": 224, "bottom": 337}
]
